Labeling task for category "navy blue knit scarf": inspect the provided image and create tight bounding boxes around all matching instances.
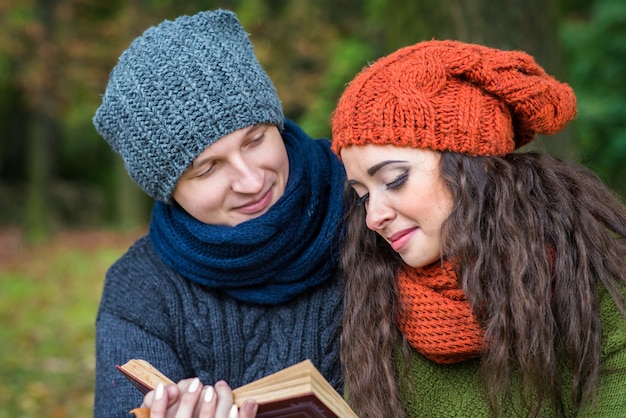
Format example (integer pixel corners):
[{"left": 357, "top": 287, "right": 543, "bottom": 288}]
[{"left": 149, "top": 120, "right": 345, "bottom": 305}]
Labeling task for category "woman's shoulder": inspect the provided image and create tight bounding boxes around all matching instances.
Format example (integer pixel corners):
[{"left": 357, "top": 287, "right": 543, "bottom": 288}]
[
  {"left": 599, "top": 283, "right": 626, "bottom": 358},
  {"left": 578, "top": 284, "right": 626, "bottom": 416}
]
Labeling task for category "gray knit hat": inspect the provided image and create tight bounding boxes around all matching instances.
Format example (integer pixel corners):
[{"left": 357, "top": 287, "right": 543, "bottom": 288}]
[{"left": 93, "top": 9, "right": 284, "bottom": 202}]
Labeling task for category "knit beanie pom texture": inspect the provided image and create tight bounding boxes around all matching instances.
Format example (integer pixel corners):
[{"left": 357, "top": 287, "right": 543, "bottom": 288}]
[
  {"left": 94, "top": 10, "right": 284, "bottom": 202},
  {"left": 331, "top": 40, "right": 577, "bottom": 157}
]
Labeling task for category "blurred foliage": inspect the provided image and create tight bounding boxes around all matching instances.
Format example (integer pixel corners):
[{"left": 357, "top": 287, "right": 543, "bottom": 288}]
[
  {"left": 561, "top": 0, "right": 626, "bottom": 198},
  {"left": 0, "top": 229, "right": 142, "bottom": 417}
]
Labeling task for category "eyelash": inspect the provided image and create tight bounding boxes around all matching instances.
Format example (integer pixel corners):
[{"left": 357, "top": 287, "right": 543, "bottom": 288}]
[
  {"left": 387, "top": 171, "right": 408, "bottom": 190},
  {"left": 250, "top": 132, "right": 265, "bottom": 145},
  {"left": 356, "top": 194, "right": 368, "bottom": 207},
  {"left": 198, "top": 164, "right": 215, "bottom": 177},
  {"left": 356, "top": 170, "right": 409, "bottom": 206}
]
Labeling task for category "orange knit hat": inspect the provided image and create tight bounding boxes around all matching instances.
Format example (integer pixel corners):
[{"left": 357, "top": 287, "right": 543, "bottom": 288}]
[{"left": 331, "top": 40, "right": 577, "bottom": 157}]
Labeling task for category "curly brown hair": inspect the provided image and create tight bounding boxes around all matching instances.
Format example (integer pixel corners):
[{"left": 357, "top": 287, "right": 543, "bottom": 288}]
[{"left": 339, "top": 151, "right": 626, "bottom": 418}]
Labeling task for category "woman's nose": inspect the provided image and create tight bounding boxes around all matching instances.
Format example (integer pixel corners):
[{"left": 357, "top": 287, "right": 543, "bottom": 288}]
[{"left": 365, "top": 194, "right": 395, "bottom": 231}]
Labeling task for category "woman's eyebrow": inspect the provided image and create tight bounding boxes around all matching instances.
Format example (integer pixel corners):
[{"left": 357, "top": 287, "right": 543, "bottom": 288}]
[{"left": 367, "top": 160, "right": 407, "bottom": 176}]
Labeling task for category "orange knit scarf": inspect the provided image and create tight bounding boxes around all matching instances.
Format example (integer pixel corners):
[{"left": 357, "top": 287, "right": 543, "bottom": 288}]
[{"left": 396, "top": 260, "right": 484, "bottom": 364}]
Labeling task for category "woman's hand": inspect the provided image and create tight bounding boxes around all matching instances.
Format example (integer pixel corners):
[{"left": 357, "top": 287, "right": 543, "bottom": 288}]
[{"left": 140, "top": 378, "right": 258, "bottom": 418}]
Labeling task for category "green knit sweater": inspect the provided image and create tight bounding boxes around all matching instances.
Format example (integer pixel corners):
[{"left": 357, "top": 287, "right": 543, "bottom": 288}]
[{"left": 398, "top": 287, "right": 626, "bottom": 417}]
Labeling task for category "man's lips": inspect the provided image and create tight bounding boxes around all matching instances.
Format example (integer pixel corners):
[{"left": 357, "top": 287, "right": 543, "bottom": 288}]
[
  {"left": 236, "top": 189, "right": 273, "bottom": 214},
  {"left": 388, "top": 228, "right": 417, "bottom": 251}
]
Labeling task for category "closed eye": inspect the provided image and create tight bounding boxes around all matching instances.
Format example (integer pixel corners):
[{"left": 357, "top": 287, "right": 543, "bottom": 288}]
[
  {"left": 248, "top": 132, "right": 265, "bottom": 146},
  {"left": 386, "top": 170, "right": 408, "bottom": 190},
  {"left": 246, "top": 125, "right": 267, "bottom": 148},
  {"left": 196, "top": 161, "right": 217, "bottom": 178},
  {"left": 356, "top": 193, "right": 369, "bottom": 207}
]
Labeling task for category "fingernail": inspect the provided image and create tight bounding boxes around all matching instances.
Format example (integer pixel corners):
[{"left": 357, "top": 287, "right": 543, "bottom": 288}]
[
  {"left": 228, "top": 404, "right": 239, "bottom": 418},
  {"left": 203, "top": 386, "right": 214, "bottom": 403},
  {"left": 155, "top": 383, "right": 164, "bottom": 400},
  {"left": 188, "top": 377, "right": 200, "bottom": 393}
]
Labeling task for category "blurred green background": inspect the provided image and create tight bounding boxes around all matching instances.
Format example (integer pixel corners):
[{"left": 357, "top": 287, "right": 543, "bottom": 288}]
[{"left": 1, "top": 0, "right": 624, "bottom": 416}]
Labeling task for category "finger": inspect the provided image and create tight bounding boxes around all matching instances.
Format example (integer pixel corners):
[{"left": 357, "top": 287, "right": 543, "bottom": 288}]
[
  {"left": 141, "top": 388, "right": 155, "bottom": 408},
  {"left": 174, "top": 377, "right": 203, "bottom": 418},
  {"left": 145, "top": 383, "right": 180, "bottom": 408},
  {"left": 149, "top": 383, "right": 168, "bottom": 417},
  {"left": 198, "top": 386, "right": 217, "bottom": 418},
  {"left": 214, "top": 381, "right": 235, "bottom": 418},
  {"left": 165, "top": 384, "right": 180, "bottom": 404},
  {"left": 238, "top": 399, "right": 258, "bottom": 418}
]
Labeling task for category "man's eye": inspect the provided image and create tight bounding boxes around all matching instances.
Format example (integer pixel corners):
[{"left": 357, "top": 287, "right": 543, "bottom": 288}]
[
  {"left": 197, "top": 163, "right": 216, "bottom": 178},
  {"left": 249, "top": 133, "right": 265, "bottom": 145}
]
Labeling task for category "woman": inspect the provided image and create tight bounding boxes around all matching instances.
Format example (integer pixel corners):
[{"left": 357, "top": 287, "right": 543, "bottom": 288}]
[
  {"left": 93, "top": 10, "right": 345, "bottom": 418},
  {"left": 331, "top": 40, "right": 626, "bottom": 417}
]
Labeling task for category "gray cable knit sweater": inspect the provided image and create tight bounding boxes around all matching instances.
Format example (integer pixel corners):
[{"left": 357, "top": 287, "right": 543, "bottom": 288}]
[{"left": 94, "top": 236, "right": 343, "bottom": 417}]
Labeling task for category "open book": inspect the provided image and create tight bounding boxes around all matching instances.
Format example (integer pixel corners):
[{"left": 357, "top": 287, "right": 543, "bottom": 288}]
[{"left": 116, "top": 359, "right": 358, "bottom": 417}]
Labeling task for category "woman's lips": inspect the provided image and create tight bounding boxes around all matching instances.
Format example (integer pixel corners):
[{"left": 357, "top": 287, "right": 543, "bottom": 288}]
[
  {"left": 388, "top": 228, "right": 417, "bottom": 251},
  {"left": 236, "top": 189, "right": 273, "bottom": 215}
]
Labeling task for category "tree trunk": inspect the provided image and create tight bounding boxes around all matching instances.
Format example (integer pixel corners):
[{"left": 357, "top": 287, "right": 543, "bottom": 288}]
[{"left": 24, "top": 0, "right": 59, "bottom": 242}]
